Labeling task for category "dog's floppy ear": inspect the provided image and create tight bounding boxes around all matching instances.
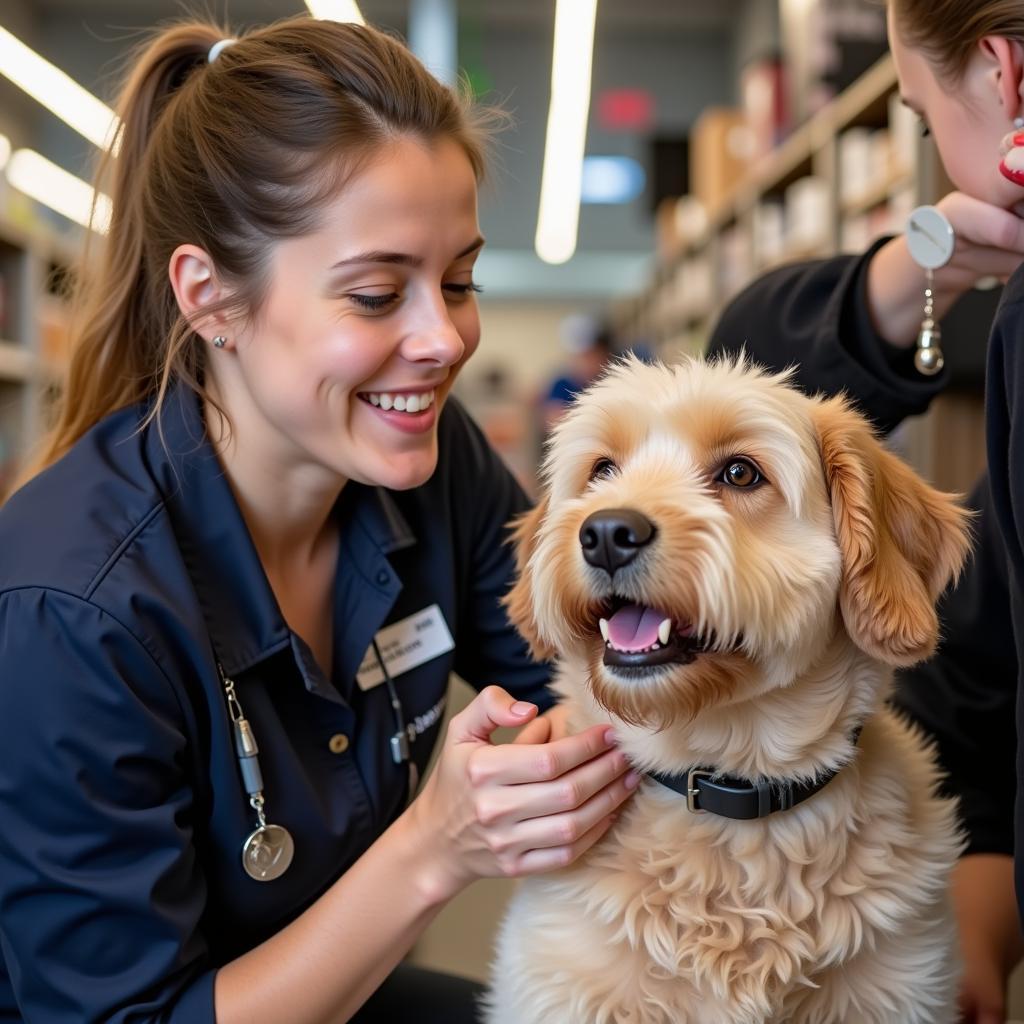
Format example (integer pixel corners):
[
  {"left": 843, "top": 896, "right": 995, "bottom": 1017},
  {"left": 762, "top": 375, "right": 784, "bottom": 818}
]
[
  {"left": 503, "top": 496, "right": 556, "bottom": 661},
  {"left": 813, "top": 396, "right": 972, "bottom": 666}
]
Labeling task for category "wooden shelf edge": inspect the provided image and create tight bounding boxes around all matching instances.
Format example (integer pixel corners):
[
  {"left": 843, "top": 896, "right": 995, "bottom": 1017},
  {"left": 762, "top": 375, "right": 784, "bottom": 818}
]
[{"left": 0, "top": 341, "right": 37, "bottom": 382}]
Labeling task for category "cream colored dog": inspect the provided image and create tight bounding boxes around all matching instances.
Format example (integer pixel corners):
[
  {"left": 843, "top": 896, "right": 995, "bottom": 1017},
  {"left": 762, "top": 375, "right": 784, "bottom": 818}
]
[{"left": 485, "top": 356, "right": 971, "bottom": 1024}]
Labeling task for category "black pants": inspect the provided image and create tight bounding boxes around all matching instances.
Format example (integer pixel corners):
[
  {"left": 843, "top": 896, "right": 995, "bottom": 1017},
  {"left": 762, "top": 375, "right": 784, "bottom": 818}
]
[{"left": 352, "top": 963, "right": 486, "bottom": 1023}]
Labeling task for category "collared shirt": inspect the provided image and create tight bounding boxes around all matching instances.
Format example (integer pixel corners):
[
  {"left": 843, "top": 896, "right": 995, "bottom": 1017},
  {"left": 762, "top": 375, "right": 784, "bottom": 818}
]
[{"left": 0, "top": 386, "right": 551, "bottom": 1023}]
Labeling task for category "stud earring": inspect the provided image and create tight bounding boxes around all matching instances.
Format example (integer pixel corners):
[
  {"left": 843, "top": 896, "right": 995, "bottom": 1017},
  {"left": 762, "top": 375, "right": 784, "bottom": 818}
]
[
  {"left": 1000, "top": 115, "right": 1024, "bottom": 185},
  {"left": 212, "top": 336, "right": 227, "bottom": 349},
  {"left": 905, "top": 205, "right": 955, "bottom": 376}
]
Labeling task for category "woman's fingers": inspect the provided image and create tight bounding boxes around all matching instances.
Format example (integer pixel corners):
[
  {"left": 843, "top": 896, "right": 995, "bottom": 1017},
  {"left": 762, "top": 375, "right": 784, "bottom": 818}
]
[
  {"left": 510, "top": 714, "right": 552, "bottom": 746},
  {"left": 491, "top": 765, "right": 641, "bottom": 861},
  {"left": 446, "top": 685, "right": 537, "bottom": 745},
  {"left": 940, "top": 191, "right": 1024, "bottom": 253},
  {"left": 475, "top": 746, "right": 633, "bottom": 824},
  {"left": 468, "top": 723, "right": 616, "bottom": 786},
  {"left": 504, "top": 810, "right": 620, "bottom": 877}
]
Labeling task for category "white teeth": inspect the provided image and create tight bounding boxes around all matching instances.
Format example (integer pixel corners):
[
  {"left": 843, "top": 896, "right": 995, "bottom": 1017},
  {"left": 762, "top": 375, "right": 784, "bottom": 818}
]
[
  {"left": 599, "top": 618, "right": 609, "bottom": 642},
  {"left": 365, "top": 389, "right": 435, "bottom": 413},
  {"left": 658, "top": 619, "right": 672, "bottom": 645}
]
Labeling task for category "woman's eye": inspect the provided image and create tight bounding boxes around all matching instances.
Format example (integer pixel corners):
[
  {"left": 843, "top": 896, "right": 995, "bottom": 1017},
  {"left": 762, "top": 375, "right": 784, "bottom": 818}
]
[
  {"left": 918, "top": 118, "right": 931, "bottom": 138},
  {"left": 443, "top": 282, "right": 484, "bottom": 299},
  {"left": 718, "top": 458, "right": 762, "bottom": 489},
  {"left": 349, "top": 292, "right": 400, "bottom": 311},
  {"left": 589, "top": 458, "right": 617, "bottom": 481}
]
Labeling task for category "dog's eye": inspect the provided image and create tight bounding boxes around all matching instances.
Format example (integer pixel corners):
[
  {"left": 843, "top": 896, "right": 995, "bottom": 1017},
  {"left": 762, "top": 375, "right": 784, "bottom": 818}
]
[
  {"left": 589, "top": 458, "right": 617, "bottom": 481},
  {"left": 719, "top": 458, "right": 762, "bottom": 488}
]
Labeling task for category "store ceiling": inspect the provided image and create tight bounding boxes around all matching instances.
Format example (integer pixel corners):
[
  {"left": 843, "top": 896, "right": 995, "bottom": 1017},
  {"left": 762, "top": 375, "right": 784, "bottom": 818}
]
[
  {"left": 32, "top": 0, "right": 747, "bottom": 32},
  {"left": 7, "top": 0, "right": 746, "bottom": 297},
  {"left": 32, "top": 0, "right": 749, "bottom": 29}
]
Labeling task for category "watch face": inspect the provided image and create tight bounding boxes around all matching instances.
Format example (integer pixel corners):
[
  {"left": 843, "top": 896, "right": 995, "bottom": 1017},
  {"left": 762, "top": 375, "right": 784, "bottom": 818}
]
[{"left": 906, "top": 205, "right": 955, "bottom": 270}]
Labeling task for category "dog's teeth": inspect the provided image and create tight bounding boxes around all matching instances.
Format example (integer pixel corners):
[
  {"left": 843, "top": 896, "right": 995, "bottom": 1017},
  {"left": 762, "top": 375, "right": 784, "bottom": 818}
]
[
  {"left": 658, "top": 618, "right": 672, "bottom": 645},
  {"left": 599, "top": 618, "right": 610, "bottom": 642}
]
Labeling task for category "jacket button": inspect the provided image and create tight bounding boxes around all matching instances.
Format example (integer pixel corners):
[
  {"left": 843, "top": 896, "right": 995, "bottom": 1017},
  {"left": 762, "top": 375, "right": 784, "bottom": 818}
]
[
  {"left": 376, "top": 570, "right": 390, "bottom": 585},
  {"left": 328, "top": 733, "right": 350, "bottom": 755}
]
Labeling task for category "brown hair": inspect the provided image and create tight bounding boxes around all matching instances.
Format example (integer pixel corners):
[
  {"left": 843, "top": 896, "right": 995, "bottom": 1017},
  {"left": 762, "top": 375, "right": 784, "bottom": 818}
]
[
  {"left": 890, "top": 0, "right": 1024, "bottom": 81},
  {"left": 35, "top": 17, "right": 493, "bottom": 471}
]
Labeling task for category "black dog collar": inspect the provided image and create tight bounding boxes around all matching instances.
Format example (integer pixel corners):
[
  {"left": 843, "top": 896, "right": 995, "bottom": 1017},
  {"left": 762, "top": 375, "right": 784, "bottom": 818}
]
[{"left": 647, "top": 728, "right": 863, "bottom": 820}]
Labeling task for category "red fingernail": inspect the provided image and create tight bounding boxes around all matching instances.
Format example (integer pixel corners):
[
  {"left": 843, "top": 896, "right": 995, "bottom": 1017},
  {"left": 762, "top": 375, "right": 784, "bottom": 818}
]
[
  {"left": 999, "top": 158, "right": 1024, "bottom": 186},
  {"left": 1013, "top": 130, "right": 1024, "bottom": 146}
]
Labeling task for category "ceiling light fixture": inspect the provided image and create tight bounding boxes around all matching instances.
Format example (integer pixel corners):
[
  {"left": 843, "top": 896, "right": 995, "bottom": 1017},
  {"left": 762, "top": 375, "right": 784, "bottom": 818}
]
[
  {"left": 6, "top": 149, "right": 111, "bottom": 233},
  {"left": 0, "top": 26, "right": 118, "bottom": 151},
  {"left": 305, "top": 1, "right": 366, "bottom": 23},
  {"left": 534, "top": 0, "right": 598, "bottom": 265}
]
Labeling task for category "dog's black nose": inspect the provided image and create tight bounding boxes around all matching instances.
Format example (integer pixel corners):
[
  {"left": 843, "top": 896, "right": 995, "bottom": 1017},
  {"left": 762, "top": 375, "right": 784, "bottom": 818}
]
[{"left": 579, "top": 508, "right": 656, "bottom": 575}]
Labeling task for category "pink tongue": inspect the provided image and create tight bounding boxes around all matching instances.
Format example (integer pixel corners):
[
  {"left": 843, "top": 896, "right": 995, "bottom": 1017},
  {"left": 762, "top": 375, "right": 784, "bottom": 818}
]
[{"left": 607, "top": 604, "right": 666, "bottom": 652}]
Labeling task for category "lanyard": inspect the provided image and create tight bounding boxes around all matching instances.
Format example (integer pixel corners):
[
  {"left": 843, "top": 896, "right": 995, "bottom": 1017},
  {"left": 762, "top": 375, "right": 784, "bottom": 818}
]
[{"left": 220, "top": 664, "right": 295, "bottom": 882}]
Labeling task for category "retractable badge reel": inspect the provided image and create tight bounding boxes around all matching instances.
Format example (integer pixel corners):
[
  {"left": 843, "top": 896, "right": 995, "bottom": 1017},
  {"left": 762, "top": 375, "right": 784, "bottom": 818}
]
[
  {"left": 220, "top": 667, "right": 295, "bottom": 882},
  {"left": 905, "top": 204, "right": 955, "bottom": 375}
]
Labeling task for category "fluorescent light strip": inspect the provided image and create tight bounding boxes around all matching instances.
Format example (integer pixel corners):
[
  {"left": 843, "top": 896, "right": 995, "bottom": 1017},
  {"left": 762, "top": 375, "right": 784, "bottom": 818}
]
[
  {"left": 7, "top": 149, "right": 111, "bottom": 233},
  {"left": 535, "top": 0, "right": 598, "bottom": 265},
  {"left": 0, "top": 26, "right": 119, "bottom": 151},
  {"left": 305, "top": 0, "right": 366, "bottom": 23}
]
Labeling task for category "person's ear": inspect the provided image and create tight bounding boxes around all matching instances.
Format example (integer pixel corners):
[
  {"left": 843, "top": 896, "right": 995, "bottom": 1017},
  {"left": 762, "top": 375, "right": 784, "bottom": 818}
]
[
  {"left": 168, "top": 244, "right": 232, "bottom": 346},
  {"left": 979, "top": 35, "right": 1024, "bottom": 120}
]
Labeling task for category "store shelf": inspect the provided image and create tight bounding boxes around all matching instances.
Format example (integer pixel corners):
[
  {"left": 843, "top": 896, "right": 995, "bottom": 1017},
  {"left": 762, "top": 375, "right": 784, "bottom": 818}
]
[
  {"left": 611, "top": 53, "right": 927, "bottom": 354},
  {"left": 841, "top": 167, "right": 914, "bottom": 218},
  {"left": 0, "top": 341, "right": 35, "bottom": 382}
]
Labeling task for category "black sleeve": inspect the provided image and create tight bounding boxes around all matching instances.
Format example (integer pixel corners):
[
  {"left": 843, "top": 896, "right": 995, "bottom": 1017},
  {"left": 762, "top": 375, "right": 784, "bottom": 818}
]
[
  {"left": 983, "top": 280, "right": 1024, "bottom": 887},
  {"left": 707, "top": 238, "right": 948, "bottom": 433},
  {"left": 890, "top": 475, "right": 1017, "bottom": 855}
]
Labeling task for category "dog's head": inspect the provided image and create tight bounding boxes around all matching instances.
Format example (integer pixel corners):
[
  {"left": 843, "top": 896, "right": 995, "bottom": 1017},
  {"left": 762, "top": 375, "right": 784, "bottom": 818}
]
[{"left": 506, "top": 356, "right": 971, "bottom": 729}]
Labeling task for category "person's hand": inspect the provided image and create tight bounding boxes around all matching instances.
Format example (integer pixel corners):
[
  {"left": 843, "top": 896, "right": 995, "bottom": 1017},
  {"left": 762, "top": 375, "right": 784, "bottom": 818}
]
[
  {"left": 511, "top": 700, "right": 574, "bottom": 745},
  {"left": 932, "top": 192, "right": 1024, "bottom": 290},
  {"left": 866, "top": 192, "right": 1024, "bottom": 347},
  {"left": 953, "top": 853, "right": 1024, "bottom": 1024},
  {"left": 407, "top": 686, "right": 638, "bottom": 903}
]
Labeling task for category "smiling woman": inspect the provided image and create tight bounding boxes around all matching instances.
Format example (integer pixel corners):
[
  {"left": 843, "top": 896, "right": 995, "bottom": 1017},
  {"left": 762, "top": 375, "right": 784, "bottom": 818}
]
[{"left": 0, "top": 15, "right": 638, "bottom": 1024}]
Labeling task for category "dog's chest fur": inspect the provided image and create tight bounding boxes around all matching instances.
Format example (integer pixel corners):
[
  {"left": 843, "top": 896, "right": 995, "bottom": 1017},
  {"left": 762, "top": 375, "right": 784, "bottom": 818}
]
[{"left": 487, "top": 706, "right": 961, "bottom": 1024}]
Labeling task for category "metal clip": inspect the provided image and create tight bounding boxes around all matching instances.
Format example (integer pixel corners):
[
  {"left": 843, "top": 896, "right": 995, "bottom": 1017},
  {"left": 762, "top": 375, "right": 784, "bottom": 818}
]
[
  {"left": 390, "top": 730, "right": 410, "bottom": 765},
  {"left": 686, "top": 769, "right": 712, "bottom": 813}
]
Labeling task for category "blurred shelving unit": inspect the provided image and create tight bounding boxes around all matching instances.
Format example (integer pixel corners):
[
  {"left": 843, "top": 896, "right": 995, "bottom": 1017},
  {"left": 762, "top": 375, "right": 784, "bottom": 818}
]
[
  {"left": 610, "top": 53, "right": 984, "bottom": 493},
  {"left": 0, "top": 215, "right": 75, "bottom": 502}
]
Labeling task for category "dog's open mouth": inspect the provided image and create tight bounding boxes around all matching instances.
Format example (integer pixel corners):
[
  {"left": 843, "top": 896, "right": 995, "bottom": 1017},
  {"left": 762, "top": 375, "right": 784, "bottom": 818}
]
[{"left": 598, "top": 600, "right": 710, "bottom": 669}]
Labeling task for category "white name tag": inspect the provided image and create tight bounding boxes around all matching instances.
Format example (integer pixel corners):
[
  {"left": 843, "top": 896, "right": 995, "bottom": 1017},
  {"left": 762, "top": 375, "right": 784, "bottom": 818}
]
[{"left": 356, "top": 604, "right": 455, "bottom": 691}]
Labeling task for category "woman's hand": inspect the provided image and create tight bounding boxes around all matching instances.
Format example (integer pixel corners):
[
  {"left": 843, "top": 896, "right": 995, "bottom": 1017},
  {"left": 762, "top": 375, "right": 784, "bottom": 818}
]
[
  {"left": 867, "top": 191, "right": 1024, "bottom": 347},
  {"left": 510, "top": 700, "right": 574, "bottom": 745},
  {"left": 406, "top": 686, "right": 637, "bottom": 904},
  {"left": 953, "top": 853, "right": 1024, "bottom": 1024}
]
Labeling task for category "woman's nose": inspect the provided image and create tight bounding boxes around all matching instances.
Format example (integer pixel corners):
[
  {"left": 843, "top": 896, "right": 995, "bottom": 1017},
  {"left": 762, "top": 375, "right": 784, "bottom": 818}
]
[{"left": 402, "top": 311, "right": 467, "bottom": 366}]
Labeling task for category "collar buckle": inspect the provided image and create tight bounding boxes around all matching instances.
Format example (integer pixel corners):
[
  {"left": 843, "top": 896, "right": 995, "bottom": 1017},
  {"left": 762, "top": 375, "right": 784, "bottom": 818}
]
[{"left": 686, "top": 769, "right": 713, "bottom": 813}]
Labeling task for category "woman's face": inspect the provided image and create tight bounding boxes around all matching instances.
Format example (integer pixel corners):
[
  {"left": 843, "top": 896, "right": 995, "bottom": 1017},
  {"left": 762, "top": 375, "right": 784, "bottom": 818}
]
[
  {"left": 888, "top": 5, "right": 1023, "bottom": 208},
  {"left": 217, "top": 136, "right": 483, "bottom": 492}
]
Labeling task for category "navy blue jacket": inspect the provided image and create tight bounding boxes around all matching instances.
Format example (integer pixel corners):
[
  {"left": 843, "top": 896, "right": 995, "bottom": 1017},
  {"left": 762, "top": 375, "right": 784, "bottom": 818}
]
[{"left": 0, "top": 386, "right": 551, "bottom": 1023}]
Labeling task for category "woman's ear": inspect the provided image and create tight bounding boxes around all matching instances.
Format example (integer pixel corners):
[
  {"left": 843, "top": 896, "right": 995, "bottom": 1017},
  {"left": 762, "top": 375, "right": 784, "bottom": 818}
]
[
  {"left": 813, "top": 396, "right": 973, "bottom": 666},
  {"left": 979, "top": 35, "right": 1024, "bottom": 119},
  {"left": 168, "top": 244, "right": 230, "bottom": 344},
  {"left": 502, "top": 497, "right": 556, "bottom": 661}
]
